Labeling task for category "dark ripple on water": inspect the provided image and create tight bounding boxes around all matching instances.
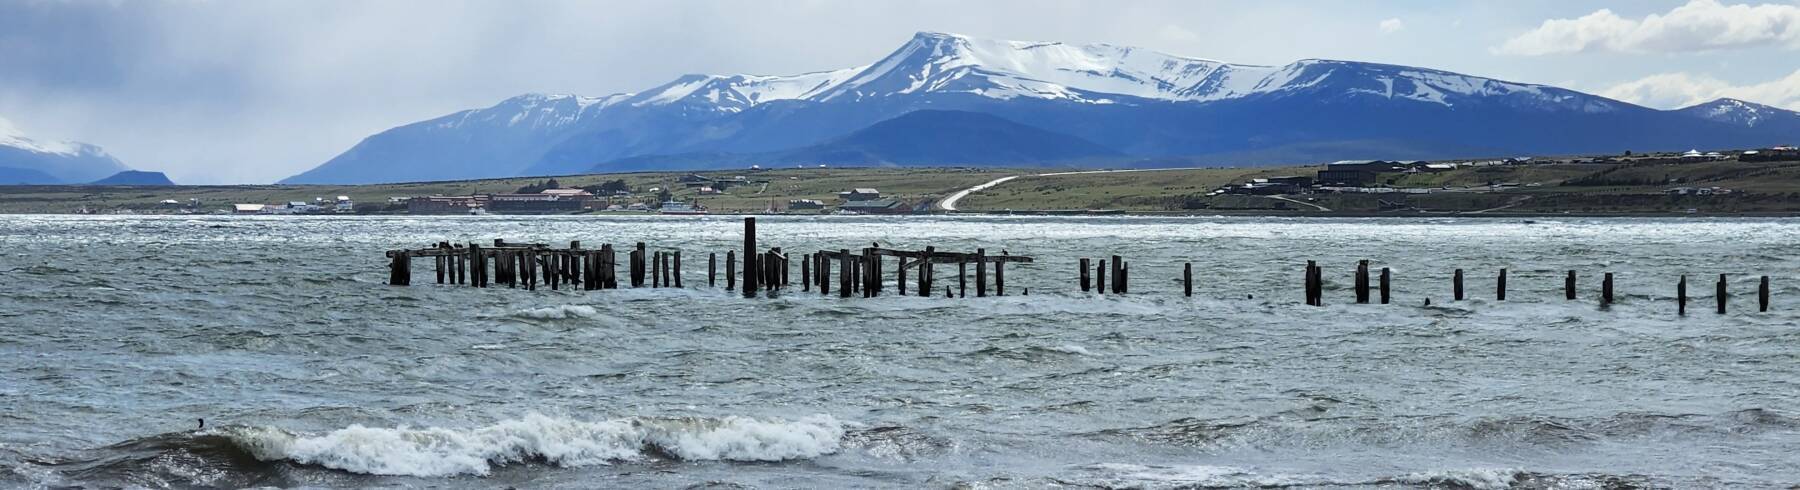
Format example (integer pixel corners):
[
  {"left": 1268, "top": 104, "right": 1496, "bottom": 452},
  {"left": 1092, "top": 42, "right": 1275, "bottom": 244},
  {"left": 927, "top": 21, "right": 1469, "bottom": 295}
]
[{"left": 3, "top": 215, "right": 1800, "bottom": 488}]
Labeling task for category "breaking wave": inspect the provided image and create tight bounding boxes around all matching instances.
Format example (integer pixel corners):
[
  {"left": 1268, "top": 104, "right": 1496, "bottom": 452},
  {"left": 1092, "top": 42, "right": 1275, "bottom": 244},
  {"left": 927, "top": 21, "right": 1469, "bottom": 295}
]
[
  {"left": 64, "top": 413, "right": 845, "bottom": 481},
  {"left": 510, "top": 305, "right": 602, "bottom": 320}
]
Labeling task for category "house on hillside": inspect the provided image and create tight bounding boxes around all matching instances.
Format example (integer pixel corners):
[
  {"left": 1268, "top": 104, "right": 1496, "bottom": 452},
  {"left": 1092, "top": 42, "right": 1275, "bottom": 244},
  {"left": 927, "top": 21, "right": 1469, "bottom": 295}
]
[
  {"left": 408, "top": 195, "right": 488, "bottom": 214},
  {"left": 1316, "top": 160, "right": 1409, "bottom": 186},
  {"left": 488, "top": 193, "right": 585, "bottom": 214},
  {"left": 788, "top": 199, "right": 826, "bottom": 211},
  {"left": 838, "top": 188, "right": 881, "bottom": 201}
]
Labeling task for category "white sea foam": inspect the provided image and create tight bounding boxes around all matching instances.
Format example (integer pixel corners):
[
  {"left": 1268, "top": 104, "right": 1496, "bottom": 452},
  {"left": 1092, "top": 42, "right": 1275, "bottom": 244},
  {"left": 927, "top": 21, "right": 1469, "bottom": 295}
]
[
  {"left": 1047, "top": 344, "right": 1093, "bottom": 356},
  {"left": 215, "top": 413, "right": 845, "bottom": 477},
  {"left": 512, "top": 305, "right": 601, "bottom": 320}
]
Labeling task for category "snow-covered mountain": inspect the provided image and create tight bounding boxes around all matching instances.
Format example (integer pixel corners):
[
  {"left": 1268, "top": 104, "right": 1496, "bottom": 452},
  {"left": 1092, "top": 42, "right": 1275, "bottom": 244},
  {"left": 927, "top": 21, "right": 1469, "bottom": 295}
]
[
  {"left": 0, "top": 116, "right": 128, "bottom": 184},
  {"left": 285, "top": 32, "right": 1800, "bottom": 184},
  {"left": 1676, "top": 98, "right": 1800, "bottom": 129}
]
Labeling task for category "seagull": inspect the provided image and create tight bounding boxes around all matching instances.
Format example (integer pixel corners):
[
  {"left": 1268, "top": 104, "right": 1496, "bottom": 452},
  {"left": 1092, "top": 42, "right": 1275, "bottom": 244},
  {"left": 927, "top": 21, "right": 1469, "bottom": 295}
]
[{"left": 197, "top": 418, "right": 205, "bottom": 430}]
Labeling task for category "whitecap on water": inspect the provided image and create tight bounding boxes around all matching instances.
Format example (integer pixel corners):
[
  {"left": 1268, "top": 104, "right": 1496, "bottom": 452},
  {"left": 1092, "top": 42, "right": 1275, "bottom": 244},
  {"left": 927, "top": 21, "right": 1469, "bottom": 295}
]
[
  {"left": 510, "top": 305, "right": 602, "bottom": 320},
  {"left": 210, "top": 412, "right": 845, "bottom": 477}
]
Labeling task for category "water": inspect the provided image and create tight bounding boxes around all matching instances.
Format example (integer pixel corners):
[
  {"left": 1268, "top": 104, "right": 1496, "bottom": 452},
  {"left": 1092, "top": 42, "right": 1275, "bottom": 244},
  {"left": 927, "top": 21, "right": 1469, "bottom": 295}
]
[{"left": 2, "top": 215, "right": 1798, "bottom": 488}]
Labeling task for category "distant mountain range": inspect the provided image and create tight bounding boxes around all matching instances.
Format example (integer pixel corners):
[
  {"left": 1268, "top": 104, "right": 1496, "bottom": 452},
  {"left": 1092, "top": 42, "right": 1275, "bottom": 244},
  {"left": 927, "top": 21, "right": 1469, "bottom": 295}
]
[
  {"left": 0, "top": 117, "right": 132, "bottom": 185},
  {"left": 282, "top": 31, "right": 1800, "bottom": 184}
]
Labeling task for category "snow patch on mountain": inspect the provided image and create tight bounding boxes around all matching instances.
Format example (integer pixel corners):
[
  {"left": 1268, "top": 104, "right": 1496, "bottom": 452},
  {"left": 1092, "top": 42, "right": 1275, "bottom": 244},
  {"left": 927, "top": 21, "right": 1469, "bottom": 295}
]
[{"left": 1678, "top": 98, "right": 1797, "bottom": 127}]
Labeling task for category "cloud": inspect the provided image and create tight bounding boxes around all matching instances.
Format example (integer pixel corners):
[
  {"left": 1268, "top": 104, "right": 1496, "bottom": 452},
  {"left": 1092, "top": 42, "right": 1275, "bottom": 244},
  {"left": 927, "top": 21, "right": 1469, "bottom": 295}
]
[
  {"left": 1496, "top": 0, "right": 1800, "bottom": 55},
  {"left": 1600, "top": 70, "right": 1800, "bottom": 110},
  {"left": 1378, "top": 18, "right": 1405, "bottom": 34}
]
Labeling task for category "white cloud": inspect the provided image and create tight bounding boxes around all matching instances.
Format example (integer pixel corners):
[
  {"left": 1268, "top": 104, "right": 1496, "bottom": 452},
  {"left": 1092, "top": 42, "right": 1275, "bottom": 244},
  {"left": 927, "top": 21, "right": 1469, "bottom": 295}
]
[
  {"left": 1600, "top": 69, "right": 1800, "bottom": 110},
  {"left": 1378, "top": 18, "right": 1405, "bottom": 34},
  {"left": 1497, "top": 0, "right": 1800, "bottom": 55}
]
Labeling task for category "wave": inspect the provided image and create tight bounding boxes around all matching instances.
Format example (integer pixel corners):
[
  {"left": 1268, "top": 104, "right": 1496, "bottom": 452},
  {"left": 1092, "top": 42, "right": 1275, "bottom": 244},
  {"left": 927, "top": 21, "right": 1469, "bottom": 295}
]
[
  {"left": 1071, "top": 463, "right": 1659, "bottom": 489},
  {"left": 59, "top": 413, "right": 845, "bottom": 482},
  {"left": 510, "top": 305, "right": 602, "bottom": 320},
  {"left": 1088, "top": 408, "right": 1800, "bottom": 450}
]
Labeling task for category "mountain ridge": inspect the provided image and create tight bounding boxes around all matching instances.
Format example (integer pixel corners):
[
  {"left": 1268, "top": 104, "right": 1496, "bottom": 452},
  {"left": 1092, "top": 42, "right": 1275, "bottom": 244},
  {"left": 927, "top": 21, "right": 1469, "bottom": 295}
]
[{"left": 283, "top": 31, "right": 1800, "bottom": 184}]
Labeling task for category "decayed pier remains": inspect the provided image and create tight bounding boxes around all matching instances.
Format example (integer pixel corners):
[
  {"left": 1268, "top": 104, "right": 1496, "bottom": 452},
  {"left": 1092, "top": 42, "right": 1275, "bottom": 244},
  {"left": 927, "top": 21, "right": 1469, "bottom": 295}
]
[{"left": 385, "top": 218, "right": 1773, "bottom": 314}]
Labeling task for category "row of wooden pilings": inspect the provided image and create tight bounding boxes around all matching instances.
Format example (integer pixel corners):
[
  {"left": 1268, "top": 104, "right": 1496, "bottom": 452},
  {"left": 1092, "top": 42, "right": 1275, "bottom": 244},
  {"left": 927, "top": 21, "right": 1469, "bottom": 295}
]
[
  {"left": 385, "top": 220, "right": 1774, "bottom": 313},
  {"left": 1299, "top": 260, "right": 1773, "bottom": 314},
  {"left": 385, "top": 218, "right": 1036, "bottom": 299}
]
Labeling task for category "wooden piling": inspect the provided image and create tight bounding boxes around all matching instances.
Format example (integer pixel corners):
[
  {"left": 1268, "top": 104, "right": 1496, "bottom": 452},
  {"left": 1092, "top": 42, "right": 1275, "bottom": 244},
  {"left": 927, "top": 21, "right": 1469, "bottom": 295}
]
[
  {"left": 1183, "top": 262, "right": 1193, "bottom": 297},
  {"left": 744, "top": 217, "right": 758, "bottom": 297},
  {"left": 1304, "top": 260, "right": 1317, "bottom": 306},
  {"left": 726, "top": 251, "right": 736, "bottom": 291},
  {"left": 995, "top": 252, "right": 1006, "bottom": 296},
  {"left": 1760, "top": 275, "right": 1770, "bottom": 312},
  {"left": 1355, "top": 260, "right": 1370, "bottom": 304},
  {"left": 839, "top": 249, "right": 852, "bottom": 298},
  {"left": 1497, "top": 269, "right": 1507, "bottom": 301},
  {"left": 388, "top": 252, "right": 409, "bottom": 286},
  {"left": 652, "top": 251, "right": 661, "bottom": 288},
  {"left": 1565, "top": 270, "right": 1576, "bottom": 300},
  {"left": 919, "top": 246, "right": 934, "bottom": 297},
  {"left": 1717, "top": 274, "right": 1728, "bottom": 314},
  {"left": 975, "top": 248, "right": 988, "bottom": 297},
  {"left": 1120, "top": 262, "right": 1128, "bottom": 294},
  {"left": 819, "top": 252, "right": 831, "bottom": 295},
  {"left": 1602, "top": 272, "right": 1614, "bottom": 308},
  {"left": 1095, "top": 259, "right": 1106, "bottom": 295},
  {"left": 1379, "top": 267, "right": 1391, "bottom": 305},
  {"left": 674, "top": 251, "right": 683, "bottom": 288},
  {"left": 1080, "top": 258, "right": 1091, "bottom": 292},
  {"left": 1453, "top": 269, "right": 1464, "bottom": 301},
  {"left": 800, "top": 253, "right": 809, "bottom": 292},
  {"left": 959, "top": 260, "right": 967, "bottom": 298},
  {"left": 1678, "top": 275, "right": 1687, "bottom": 316},
  {"left": 1110, "top": 255, "right": 1122, "bottom": 294},
  {"left": 633, "top": 242, "right": 647, "bottom": 287}
]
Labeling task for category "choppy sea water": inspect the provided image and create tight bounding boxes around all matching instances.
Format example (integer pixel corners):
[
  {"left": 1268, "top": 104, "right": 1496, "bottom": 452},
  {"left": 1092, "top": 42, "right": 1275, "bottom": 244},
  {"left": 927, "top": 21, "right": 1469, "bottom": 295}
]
[{"left": 2, "top": 215, "right": 1798, "bottom": 489}]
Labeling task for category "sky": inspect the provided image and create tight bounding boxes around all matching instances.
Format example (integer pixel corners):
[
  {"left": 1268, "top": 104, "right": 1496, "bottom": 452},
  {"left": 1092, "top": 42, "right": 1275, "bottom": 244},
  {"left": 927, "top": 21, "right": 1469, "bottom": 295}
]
[{"left": 1, "top": 0, "right": 1798, "bottom": 184}]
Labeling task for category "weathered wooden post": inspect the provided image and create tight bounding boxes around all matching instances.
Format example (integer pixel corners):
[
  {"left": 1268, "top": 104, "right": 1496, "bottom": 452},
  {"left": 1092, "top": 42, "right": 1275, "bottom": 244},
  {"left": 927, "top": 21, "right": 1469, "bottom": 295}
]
[
  {"left": 743, "top": 217, "right": 758, "bottom": 297},
  {"left": 634, "top": 242, "right": 647, "bottom": 287},
  {"left": 1355, "top": 260, "right": 1370, "bottom": 304},
  {"left": 604, "top": 244, "right": 618, "bottom": 289},
  {"left": 1183, "top": 262, "right": 1193, "bottom": 297},
  {"left": 1095, "top": 259, "right": 1106, "bottom": 295},
  {"left": 819, "top": 252, "right": 831, "bottom": 295},
  {"left": 1110, "top": 255, "right": 1122, "bottom": 294},
  {"left": 726, "top": 250, "right": 737, "bottom": 291},
  {"left": 1678, "top": 275, "right": 1688, "bottom": 316},
  {"left": 1565, "top": 270, "right": 1577, "bottom": 300},
  {"left": 1379, "top": 267, "right": 1391, "bottom": 305},
  {"left": 800, "top": 253, "right": 809, "bottom": 292},
  {"left": 975, "top": 248, "right": 988, "bottom": 297},
  {"left": 435, "top": 248, "right": 446, "bottom": 285},
  {"left": 1119, "top": 262, "right": 1129, "bottom": 294},
  {"left": 1717, "top": 274, "right": 1728, "bottom": 314},
  {"left": 1080, "top": 258, "right": 1091, "bottom": 292},
  {"left": 839, "top": 249, "right": 852, "bottom": 298},
  {"left": 1453, "top": 269, "right": 1464, "bottom": 301},
  {"left": 1497, "top": 269, "right": 1507, "bottom": 301},
  {"left": 1304, "top": 260, "right": 1317, "bottom": 306},
  {"left": 1760, "top": 275, "right": 1770, "bottom": 312},
  {"left": 958, "top": 259, "right": 967, "bottom": 298},
  {"left": 652, "top": 251, "right": 662, "bottom": 288},
  {"left": 1602, "top": 272, "right": 1614, "bottom": 308},
  {"left": 674, "top": 251, "right": 683, "bottom": 288},
  {"left": 995, "top": 251, "right": 1006, "bottom": 296},
  {"left": 388, "top": 251, "right": 409, "bottom": 286},
  {"left": 918, "top": 247, "right": 933, "bottom": 297}
]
